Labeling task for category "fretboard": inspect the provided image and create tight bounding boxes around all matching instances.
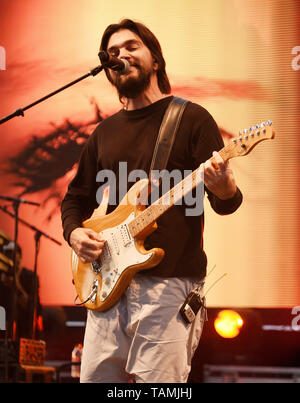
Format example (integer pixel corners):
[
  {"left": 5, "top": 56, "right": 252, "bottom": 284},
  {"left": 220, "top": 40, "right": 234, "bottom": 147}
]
[
  {"left": 127, "top": 141, "right": 236, "bottom": 238},
  {"left": 128, "top": 165, "right": 204, "bottom": 238}
]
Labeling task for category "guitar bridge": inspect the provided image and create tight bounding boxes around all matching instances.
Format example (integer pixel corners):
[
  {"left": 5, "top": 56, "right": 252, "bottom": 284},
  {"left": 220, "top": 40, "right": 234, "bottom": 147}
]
[{"left": 91, "top": 258, "right": 102, "bottom": 274}]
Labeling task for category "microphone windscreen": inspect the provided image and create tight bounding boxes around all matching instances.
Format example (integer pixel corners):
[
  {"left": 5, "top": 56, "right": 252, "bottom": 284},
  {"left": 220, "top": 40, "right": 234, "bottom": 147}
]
[{"left": 118, "top": 59, "right": 130, "bottom": 75}]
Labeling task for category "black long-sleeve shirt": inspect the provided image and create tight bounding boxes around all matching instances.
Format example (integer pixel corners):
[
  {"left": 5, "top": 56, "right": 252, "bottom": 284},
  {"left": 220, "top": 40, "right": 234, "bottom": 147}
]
[{"left": 61, "top": 96, "right": 242, "bottom": 279}]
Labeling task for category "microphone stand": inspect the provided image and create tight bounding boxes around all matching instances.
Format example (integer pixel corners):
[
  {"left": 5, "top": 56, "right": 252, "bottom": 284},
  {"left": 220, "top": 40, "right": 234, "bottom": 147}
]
[
  {"left": 0, "top": 203, "right": 61, "bottom": 341},
  {"left": 31, "top": 230, "right": 41, "bottom": 340},
  {"left": 0, "top": 65, "right": 104, "bottom": 125}
]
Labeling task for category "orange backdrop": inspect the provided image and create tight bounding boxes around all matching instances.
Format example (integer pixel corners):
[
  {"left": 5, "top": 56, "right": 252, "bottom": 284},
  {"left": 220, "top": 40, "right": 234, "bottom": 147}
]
[{"left": 0, "top": 0, "right": 299, "bottom": 307}]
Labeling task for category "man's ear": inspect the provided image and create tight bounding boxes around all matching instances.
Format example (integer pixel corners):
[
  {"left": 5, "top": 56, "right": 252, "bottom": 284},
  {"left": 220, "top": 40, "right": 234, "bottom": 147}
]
[{"left": 153, "top": 59, "right": 159, "bottom": 71}]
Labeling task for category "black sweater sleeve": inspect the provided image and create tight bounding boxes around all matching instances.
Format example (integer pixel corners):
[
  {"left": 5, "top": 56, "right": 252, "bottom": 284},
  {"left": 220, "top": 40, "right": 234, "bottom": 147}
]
[
  {"left": 190, "top": 110, "right": 243, "bottom": 215},
  {"left": 61, "top": 130, "right": 100, "bottom": 244}
]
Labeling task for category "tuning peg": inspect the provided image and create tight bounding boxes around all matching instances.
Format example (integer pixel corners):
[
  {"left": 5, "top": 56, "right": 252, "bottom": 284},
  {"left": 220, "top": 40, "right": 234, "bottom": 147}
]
[
  {"left": 260, "top": 122, "right": 266, "bottom": 127},
  {"left": 266, "top": 120, "right": 272, "bottom": 126}
]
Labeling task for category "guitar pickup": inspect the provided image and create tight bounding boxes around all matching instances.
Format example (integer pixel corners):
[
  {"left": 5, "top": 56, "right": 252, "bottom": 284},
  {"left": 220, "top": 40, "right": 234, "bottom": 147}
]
[{"left": 120, "top": 224, "right": 132, "bottom": 247}]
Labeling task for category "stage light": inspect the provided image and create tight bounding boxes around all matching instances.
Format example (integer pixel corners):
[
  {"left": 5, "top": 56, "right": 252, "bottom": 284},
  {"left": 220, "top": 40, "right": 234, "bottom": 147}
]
[{"left": 214, "top": 309, "right": 244, "bottom": 338}]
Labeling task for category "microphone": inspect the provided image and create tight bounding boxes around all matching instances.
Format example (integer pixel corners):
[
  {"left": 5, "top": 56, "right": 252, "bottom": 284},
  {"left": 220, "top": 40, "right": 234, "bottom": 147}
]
[{"left": 98, "top": 51, "right": 130, "bottom": 75}]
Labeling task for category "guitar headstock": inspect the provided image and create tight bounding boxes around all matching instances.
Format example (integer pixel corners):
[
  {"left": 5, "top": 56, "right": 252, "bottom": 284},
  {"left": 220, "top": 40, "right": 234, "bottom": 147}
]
[{"left": 229, "top": 120, "right": 275, "bottom": 158}]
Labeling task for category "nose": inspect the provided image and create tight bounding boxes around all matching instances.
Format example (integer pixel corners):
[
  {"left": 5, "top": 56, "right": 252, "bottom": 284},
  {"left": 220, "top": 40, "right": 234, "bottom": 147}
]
[{"left": 118, "top": 47, "right": 131, "bottom": 62}]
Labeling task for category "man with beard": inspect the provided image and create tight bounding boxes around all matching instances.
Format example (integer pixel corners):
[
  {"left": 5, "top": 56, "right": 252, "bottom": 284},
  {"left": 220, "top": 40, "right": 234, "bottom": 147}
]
[{"left": 61, "top": 19, "right": 242, "bottom": 383}]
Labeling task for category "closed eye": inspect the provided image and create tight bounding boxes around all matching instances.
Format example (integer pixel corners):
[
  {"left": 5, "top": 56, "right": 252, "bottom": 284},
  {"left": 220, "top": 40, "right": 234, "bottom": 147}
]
[
  {"left": 126, "top": 45, "right": 139, "bottom": 52},
  {"left": 107, "top": 40, "right": 141, "bottom": 57}
]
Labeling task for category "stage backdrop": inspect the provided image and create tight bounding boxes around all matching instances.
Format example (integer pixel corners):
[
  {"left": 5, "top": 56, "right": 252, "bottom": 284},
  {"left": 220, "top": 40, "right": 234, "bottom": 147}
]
[{"left": 0, "top": 0, "right": 299, "bottom": 307}]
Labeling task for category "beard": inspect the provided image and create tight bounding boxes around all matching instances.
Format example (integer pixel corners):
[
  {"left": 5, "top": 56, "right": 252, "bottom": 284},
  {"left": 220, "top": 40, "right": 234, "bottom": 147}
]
[{"left": 111, "top": 64, "right": 152, "bottom": 99}]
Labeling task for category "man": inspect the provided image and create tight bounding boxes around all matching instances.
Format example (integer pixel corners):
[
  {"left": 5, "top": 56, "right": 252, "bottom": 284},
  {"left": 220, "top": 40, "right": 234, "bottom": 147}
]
[
  {"left": 0, "top": 240, "right": 43, "bottom": 339},
  {"left": 61, "top": 19, "right": 242, "bottom": 383}
]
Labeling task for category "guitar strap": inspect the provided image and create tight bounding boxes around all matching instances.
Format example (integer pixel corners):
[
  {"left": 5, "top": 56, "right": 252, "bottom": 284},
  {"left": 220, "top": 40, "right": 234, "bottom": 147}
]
[{"left": 149, "top": 97, "right": 188, "bottom": 187}]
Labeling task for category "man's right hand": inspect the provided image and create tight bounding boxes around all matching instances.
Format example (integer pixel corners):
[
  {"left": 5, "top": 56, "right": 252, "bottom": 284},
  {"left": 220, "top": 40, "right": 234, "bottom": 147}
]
[{"left": 70, "top": 227, "right": 105, "bottom": 263}]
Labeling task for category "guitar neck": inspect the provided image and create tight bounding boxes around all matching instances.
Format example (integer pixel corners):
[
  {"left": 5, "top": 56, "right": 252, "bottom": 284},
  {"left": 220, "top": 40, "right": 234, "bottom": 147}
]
[
  {"left": 128, "top": 165, "right": 203, "bottom": 238},
  {"left": 128, "top": 121, "right": 274, "bottom": 238}
]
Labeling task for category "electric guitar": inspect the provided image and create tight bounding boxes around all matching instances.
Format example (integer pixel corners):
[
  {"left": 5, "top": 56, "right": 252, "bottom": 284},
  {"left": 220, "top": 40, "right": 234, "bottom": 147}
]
[{"left": 71, "top": 121, "right": 275, "bottom": 311}]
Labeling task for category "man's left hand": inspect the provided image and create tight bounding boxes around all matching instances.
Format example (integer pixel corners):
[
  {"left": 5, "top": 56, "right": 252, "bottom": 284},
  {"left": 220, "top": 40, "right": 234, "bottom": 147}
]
[{"left": 202, "top": 151, "right": 237, "bottom": 200}]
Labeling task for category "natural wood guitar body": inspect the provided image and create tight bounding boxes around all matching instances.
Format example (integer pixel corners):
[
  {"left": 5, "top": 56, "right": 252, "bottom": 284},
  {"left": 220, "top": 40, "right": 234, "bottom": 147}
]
[{"left": 71, "top": 179, "right": 164, "bottom": 311}]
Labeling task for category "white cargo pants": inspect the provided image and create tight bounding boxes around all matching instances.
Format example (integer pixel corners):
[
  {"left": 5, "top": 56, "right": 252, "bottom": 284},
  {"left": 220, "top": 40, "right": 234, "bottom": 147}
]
[{"left": 80, "top": 274, "right": 206, "bottom": 383}]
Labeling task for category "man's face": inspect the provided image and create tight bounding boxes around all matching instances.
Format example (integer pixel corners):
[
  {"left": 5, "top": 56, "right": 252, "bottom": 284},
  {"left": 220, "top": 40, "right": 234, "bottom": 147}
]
[{"left": 106, "top": 29, "right": 158, "bottom": 99}]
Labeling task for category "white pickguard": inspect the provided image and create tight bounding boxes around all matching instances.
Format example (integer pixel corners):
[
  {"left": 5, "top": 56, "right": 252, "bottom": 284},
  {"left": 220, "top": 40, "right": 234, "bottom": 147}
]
[{"left": 91, "top": 212, "right": 153, "bottom": 302}]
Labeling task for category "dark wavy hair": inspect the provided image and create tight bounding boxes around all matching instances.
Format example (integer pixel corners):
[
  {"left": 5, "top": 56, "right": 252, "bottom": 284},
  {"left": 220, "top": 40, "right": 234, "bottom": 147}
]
[{"left": 100, "top": 19, "right": 171, "bottom": 95}]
